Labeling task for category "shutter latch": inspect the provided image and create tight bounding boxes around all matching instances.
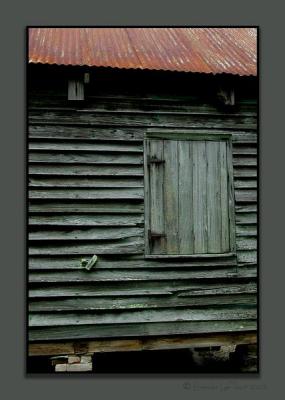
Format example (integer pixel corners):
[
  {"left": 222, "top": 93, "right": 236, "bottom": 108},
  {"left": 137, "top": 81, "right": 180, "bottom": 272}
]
[
  {"left": 147, "top": 156, "right": 165, "bottom": 165},
  {"left": 148, "top": 229, "right": 166, "bottom": 243}
]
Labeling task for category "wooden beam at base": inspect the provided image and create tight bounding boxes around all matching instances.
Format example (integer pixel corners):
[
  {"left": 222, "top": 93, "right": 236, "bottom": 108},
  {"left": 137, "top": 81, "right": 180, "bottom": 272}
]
[{"left": 29, "top": 332, "right": 257, "bottom": 356}]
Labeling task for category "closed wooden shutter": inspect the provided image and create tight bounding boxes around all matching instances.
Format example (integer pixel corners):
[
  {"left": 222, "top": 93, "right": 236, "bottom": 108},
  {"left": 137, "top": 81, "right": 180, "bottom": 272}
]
[{"left": 144, "top": 134, "right": 236, "bottom": 257}]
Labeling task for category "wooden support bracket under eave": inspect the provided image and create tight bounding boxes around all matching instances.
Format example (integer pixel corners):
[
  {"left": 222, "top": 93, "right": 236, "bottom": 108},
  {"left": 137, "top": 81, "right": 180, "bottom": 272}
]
[
  {"left": 68, "top": 80, "right": 85, "bottom": 100},
  {"left": 217, "top": 87, "right": 235, "bottom": 106}
]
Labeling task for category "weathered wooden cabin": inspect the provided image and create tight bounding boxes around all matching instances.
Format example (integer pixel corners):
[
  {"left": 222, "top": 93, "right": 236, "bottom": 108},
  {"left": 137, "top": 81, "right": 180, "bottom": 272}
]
[{"left": 28, "top": 28, "right": 258, "bottom": 370}]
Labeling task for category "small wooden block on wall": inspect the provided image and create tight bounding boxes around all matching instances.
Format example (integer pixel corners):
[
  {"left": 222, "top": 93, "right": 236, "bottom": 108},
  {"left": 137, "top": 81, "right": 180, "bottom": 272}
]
[{"left": 68, "top": 80, "right": 84, "bottom": 100}]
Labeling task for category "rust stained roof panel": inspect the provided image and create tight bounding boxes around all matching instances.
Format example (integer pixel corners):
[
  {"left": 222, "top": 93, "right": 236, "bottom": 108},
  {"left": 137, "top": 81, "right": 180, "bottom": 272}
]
[{"left": 29, "top": 27, "right": 257, "bottom": 76}]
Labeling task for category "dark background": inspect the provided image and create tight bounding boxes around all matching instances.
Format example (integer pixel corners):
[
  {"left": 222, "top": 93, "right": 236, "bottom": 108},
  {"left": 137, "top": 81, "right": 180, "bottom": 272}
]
[{"left": 0, "top": 0, "right": 283, "bottom": 398}]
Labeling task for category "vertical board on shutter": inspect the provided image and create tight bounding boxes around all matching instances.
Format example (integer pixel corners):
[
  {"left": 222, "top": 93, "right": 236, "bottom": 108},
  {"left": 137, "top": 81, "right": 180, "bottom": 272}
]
[
  {"left": 193, "top": 141, "right": 207, "bottom": 253},
  {"left": 206, "top": 141, "right": 222, "bottom": 253},
  {"left": 226, "top": 139, "right": 236, "bottom": 252},
  {"left": 164, "top": 140, "right": 179, "bottom": 254},
  {"left": 144, "top": 139, "right": 151, "bottom": 255},
  {"left": 220, "top": 141, "right": 230, "bottom": 252},
  {"left": 178, "top": 141, "right": 194, "bottom": 254},
  {"left": 149, "top": 140, "right": 166, "bottom": 253}
]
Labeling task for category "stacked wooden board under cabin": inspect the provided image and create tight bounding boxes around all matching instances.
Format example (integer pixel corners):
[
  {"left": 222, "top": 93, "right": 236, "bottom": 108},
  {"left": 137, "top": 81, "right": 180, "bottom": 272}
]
[{"left": 28, "top": 67, "right": 257, "bottom": 342}]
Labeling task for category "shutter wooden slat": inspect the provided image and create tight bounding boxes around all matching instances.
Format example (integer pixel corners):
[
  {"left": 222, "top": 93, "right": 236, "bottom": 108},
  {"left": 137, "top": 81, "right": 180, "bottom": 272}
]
[
  {"left": 227, "top": 140, "right": 236, "bottom": 252},
  {"left": 178, "top": 141, "right": 194, "bottom": 254},
  {"left": 206, "top": 142, "right": 222, "bottom": 253},
  {"left": 220, "top": 141, "right": 230, "bottom": 252},
  {"left": 149, "top": 140, "right": 166, "bottom": 254},
  {"left": 164, "top": 140, "right": 179, "bottom": 254},
  {"left": 193, "top": 141, "right": 208, "bottom": 253}
]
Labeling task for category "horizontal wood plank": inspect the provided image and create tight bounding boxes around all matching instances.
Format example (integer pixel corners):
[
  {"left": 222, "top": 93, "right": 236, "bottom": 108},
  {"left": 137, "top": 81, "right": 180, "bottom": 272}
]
[
  {"left": 29, "top": 176, "right": 143, "bottom": 188},
  {"left": 29, "top": 320, "right": 257, "bottom": 341},
  {"left": 29, "top": 278, "right": 257, "bottom": 298},
  {"left": 29, "top": 151, "right": 143, "bottom": 164},
  {"left": 28, "top": 268, "right": 245, "bottom": 283},
  {"left": 29, "top": 214, "right": 143, "bottom": 226},
  {"left": 29, "top": 188, "right": 144, "bottom": 200},
  {"left": 235, "top": 190, "right": 257, "bottom": 202},
  {"left": 237, "top": 250, "right": 257, "bottom": 264},
  {"left": 28, "top": 255, "right": 239, "bottom": 270},
  {"left": 29, "top": 164, "right": 143, "bottom": 176},
  {"left": 29, "top": 125, "right": 145, "bottom": 140},
  {"left": 29, "top": 293, "right": 256, "bottom": 312},
  {"left": 29, "top": 110, "right": 257, "bottom": 130},
  {"left": 29, "top": 227, "right": 144, "bottom": 241},
  {"left": 29, "top": 125, "right": 257, "bottom": 143},
  {"left": 29, "top": 141, "right": 142, "bottom": 152},
  {"left": 28, "top": 201, "right": 144, "bottom": 214},
  {"left": 29, "top": 238, "right": 144, "bottom": 255},
  {"left": 236, "top": 213, "right": 257, "bottom": 224},
  {"left": 29, "top": 306, "right": 257, "bottom": 327}
]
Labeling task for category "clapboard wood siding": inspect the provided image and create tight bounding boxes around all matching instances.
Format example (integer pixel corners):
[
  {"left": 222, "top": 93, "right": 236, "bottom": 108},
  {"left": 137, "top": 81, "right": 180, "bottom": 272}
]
[
  {"left": 29, "top": 320, "right": 257, "bottom": 342},
  {"left": 28, "top": 67, "right": 257, "bottom": 343}
]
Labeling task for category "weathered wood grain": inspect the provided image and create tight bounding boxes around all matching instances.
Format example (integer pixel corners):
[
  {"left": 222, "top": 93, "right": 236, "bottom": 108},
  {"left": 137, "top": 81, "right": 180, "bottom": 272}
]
[
  {"left": 234, "top": 179, "right": 257, "bottom": 189},
  {"left": 29, "top": 279, "right": 257, "bottom": 298},
  {"left": 28, "top": 255, "right": 238, "bottom": 270},
  {"left": 28, "top": 268, "right": 243, "bottom": 283},
  {"left": 226, "top": 140, "right": 236, "bottom": 253},
  {"left": 178, "top": 141, "right": 194, "bottom": 253},
  {"left": 29, "top": 214, "right": 144, "bottom": 226},
  {"left": 29, "top": 320, "right": 257, "bottom": 341},
  {"left": 29, "top": 176, "right": 143, "bottom": 188},
  {"left": 29, "top": 103, "right": 256, "bottom": 116},
  {"left": 237, "top": 250, "right": 257, "bottom": 264},
  {"left": 29, "top": 109, "right": 257, "bottom": 130},
  {"left": 164, "top": 140, "right": 179, "bottom": 253},
  {"left": 220, "top": 141, "right": 230, "bottom": 252},
  {"left": 177, "top": 283, "right": 257, "bottom": 297},
  {"left": 236, "top": 238, "right": 257, "bottom": 251},
  {"left": 235, "top": 190, "right": 257, "bottom": 202},
  {"left": 28, "top": 89, "right": 256, "bottom": 108},
  {"left": 29, "top": 227, "right": 144, "bottom": 241},
  {"left": 193, "top": 141, "right": 208, "bottom": 253},
  {"left": 146, "top": 130, "right": 232, "bottom": 141},
  {"left": 29, "top": 125, "right": 257, "bottom": 143},
  {"left": 28, "top": 79, "right": 257, "bottom": 343},
  {"left": 206, "top": 141, "right": 222, "bottom": 253},
  {"left": 28, "top": 94, "right": 257, "bottom": 115},
  {"left": 232, "top": 146, "right": 257, "bottom": 155},
  {"left": 236, "top": 205, "right": 257, "bottom": 213},
  {"left": 29, "top": 188, "right": 144, "bottom": 200},
  {"left": 149, "top": 140, "right": 166, "bottom": 254},
  {"left": 29, "top": 238, "right": 144, "bottom": 255},
  {"left": 233, "top": 156, "right": 257, "bottom": 167},
  {"left": 29, "top": 141, "right": 142, "bottom": 152},
  {"left": 29, "top": 164, "right": 143, "bottom": 176},
  {"left": 29, "top": 293, "right": 257, "bottom": 312},
  {"left": 233, "top": 167, "right": 257, "bottom": 178},
  {"left": 29, "top": 201, "right": 144, "bottom": 214},
  {"left": 29, "top": 151, "right": 143, "bottom": 164},
  {"left": 236, "top": 225, "right": 257, "bottom": 237},
  {"left": 29, "top": 306, "right": 257, "bottom": 327},
  {"left": 236, "top": 213, "right": 257, "bottom": 224},
  {"left": 29, "top": 125, "right": 145, "bottom": 140}
]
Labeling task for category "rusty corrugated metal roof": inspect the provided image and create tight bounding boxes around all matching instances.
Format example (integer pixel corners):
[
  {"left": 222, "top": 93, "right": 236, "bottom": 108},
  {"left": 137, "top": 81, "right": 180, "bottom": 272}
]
[{"left": 29, "top": 28, "right": 257, "bottom": 76}]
